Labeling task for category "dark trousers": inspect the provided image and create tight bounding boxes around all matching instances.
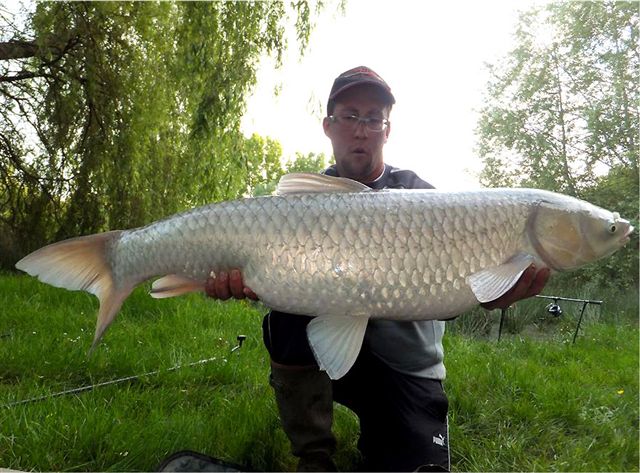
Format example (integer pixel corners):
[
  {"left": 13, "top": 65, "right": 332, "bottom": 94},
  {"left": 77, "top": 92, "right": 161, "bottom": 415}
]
[{"left": 263, "top": 311, "right": 450, "bottom": 472}]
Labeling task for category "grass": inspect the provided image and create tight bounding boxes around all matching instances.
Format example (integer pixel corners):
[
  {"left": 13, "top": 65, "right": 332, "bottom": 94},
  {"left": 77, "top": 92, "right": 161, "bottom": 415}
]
[
  {"left": 0, "top": 273, "right": 638, "bottom": 471},
  {"left": 446, "top": 327, "right": 638, "bottom": 471}
]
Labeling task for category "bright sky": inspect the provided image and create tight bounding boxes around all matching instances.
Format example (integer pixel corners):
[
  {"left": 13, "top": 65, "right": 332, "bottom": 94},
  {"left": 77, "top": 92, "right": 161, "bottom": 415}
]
[{"left": 242, "top": 0, "right": 548, "bottom": 190}]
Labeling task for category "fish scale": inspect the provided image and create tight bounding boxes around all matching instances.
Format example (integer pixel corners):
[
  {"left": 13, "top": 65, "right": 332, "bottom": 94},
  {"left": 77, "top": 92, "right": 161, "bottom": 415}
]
[
  {"left": 15, "top": 173, "right": 633, "bottom": 379},
  {"left": 233, "top": 192, "right": 511, "bottom": 317}
]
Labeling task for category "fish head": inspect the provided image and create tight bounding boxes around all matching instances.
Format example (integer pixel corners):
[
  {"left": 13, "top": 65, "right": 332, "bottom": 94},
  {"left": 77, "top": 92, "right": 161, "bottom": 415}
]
[{"left": 530, "top": 196, "right": 634, "bottom": 271}]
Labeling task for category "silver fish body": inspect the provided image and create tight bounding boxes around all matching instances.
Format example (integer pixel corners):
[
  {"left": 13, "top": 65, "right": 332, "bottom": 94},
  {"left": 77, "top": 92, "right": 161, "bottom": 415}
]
[
  {"left": 16, "top": 174, "right": 634, "bottom": 378},
  {"left": 116, "top": 190, "right": 525, "bottom": 318}
]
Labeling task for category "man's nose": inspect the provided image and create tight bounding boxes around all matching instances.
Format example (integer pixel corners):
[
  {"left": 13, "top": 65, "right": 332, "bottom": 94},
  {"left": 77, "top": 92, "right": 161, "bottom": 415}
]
[{"left": 353, "top": 120, "right": 369, "bottom": 138}]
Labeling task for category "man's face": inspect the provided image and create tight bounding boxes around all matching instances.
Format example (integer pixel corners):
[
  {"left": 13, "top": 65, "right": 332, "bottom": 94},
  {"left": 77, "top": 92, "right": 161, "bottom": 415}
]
[{"left": 323, "top": 84, "right": 391, "bottom": 183}]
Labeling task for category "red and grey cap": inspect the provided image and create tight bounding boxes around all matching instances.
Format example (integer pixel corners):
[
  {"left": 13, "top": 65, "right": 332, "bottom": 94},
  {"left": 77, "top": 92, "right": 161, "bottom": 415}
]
[{"left": 327, "top": 66, "right": 395, "bottom": 112}]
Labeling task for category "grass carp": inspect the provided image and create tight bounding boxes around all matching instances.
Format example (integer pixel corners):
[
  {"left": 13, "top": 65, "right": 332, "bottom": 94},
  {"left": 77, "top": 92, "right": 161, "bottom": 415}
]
[{"left": 16, "top": 173, "right": 634, "bottom": 379}]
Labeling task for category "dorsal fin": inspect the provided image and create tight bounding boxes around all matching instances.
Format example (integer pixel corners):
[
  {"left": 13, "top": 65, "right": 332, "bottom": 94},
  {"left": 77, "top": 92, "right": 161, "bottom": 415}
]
[{"left": 276, "top": 172, "right": 371, "bottom": 195}]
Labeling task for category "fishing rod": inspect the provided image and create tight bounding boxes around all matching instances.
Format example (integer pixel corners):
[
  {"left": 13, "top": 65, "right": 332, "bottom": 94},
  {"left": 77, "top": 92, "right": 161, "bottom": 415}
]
[
  {"left": 1, "top": 334, "right": 247, "bottom": 409},
  {"left": 534, "top": 295, "right": 603, "bottom": 344},
  {"left": 497, "top": 295, "right": 603, "bottom": 343}
]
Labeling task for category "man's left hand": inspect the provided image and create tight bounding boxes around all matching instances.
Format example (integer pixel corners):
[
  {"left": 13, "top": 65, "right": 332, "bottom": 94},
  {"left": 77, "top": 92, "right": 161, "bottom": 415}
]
[{"left": 480, "top": 265, "right": 550, "bottom": 311}]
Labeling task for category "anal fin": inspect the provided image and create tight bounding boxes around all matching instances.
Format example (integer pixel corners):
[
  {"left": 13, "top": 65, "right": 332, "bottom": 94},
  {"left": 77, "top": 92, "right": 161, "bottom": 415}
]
[{"left": 150, "top": 274, "right": 203, "bottom": 299}]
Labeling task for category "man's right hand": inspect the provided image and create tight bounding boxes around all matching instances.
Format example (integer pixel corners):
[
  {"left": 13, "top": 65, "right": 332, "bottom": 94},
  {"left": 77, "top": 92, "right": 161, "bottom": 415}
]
[{"left": 204, "top": 269, "right": 259, "bottom": 301}]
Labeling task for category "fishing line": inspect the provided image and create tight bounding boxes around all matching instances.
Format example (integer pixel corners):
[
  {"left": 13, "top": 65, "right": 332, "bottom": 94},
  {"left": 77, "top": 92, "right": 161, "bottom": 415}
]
[{"left": 1, "top": 335, "right": 247, "bottom": 409}]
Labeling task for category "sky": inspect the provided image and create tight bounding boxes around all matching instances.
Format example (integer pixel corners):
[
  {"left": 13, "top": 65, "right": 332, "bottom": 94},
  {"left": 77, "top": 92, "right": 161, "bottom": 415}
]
[{"left": 241, "top": 0, "right": 548, "bottom": 190}]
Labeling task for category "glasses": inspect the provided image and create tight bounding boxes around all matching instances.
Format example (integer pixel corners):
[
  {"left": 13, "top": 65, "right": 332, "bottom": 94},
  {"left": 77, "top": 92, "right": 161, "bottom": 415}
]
[{"left": 328, "top": 114, "right": 389, "bottom": 132}]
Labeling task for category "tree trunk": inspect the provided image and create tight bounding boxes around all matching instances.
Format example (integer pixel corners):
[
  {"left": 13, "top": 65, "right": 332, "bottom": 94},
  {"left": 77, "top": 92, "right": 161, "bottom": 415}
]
[{"left": 0, "top": 40, "right": 39, "bottom": 60}]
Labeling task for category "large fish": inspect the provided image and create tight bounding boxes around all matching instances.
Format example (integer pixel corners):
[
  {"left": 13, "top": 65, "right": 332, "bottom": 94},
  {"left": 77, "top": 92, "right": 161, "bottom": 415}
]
[{"left": 16, "top": 173, "right": 634, "bottom": 379}]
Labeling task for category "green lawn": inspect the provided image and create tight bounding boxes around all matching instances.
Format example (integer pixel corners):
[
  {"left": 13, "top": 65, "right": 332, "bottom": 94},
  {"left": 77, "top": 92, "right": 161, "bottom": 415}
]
[{"left": 1, "top": 274, "right": 638, "bottom": 471}]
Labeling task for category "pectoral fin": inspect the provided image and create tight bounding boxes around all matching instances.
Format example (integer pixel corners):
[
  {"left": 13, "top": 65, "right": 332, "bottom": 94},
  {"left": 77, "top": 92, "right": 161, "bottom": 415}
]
[
  {"left": 306, "top": 316, "right": 369, "bottom": 380},
  {"left": 466, "top": 253, "right": 535, "bottom": 303}
]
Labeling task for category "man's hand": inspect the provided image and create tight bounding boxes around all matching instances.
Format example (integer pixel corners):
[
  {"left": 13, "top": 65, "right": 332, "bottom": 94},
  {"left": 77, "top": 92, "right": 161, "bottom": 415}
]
[
  {"left": 480, "top": 265, "right": 550, "bottom": 311},
  {"left": 204, "top": 269, "right": 259, "bottom": 301}
]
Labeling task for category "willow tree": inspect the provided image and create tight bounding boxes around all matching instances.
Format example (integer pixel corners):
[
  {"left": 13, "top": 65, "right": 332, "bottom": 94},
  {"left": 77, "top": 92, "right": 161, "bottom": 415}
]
[
  {"left": 0, "top": 1, "right": 325, "bottom": 267},
  {"left": 476, "top": 1, "right": 638, "bottom": 288}
]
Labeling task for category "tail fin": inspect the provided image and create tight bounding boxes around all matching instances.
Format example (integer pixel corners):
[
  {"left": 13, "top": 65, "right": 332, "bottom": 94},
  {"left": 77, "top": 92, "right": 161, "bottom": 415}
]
[{"left": 15, "top": 231, "right": 133, "bottom": 350}]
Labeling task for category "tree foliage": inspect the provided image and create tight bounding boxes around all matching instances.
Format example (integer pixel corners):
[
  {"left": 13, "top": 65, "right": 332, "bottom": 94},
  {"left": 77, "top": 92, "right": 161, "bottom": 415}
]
[
  {"left": 0, "top": 1, "right": 325, "bottom": 268},
  {"left": 476, "top": 1, "right": 638, "bottom": 289}
]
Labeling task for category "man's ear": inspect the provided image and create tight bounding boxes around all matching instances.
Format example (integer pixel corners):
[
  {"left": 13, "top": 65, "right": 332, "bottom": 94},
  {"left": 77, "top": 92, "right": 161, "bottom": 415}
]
[{"left": 322, "top": 116, "right": 332, "bottom": 138}]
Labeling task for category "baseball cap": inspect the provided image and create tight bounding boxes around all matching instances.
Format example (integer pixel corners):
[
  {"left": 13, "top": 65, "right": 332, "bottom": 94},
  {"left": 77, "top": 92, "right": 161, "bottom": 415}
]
[{"left": 327, "top": 66, "right": 396, "bottom": 113}]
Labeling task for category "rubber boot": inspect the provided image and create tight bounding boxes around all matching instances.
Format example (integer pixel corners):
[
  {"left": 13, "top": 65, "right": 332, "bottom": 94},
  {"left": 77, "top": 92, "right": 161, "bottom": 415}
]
[{"left": 270, "top": 364, "right": 338, "bottom": 472}]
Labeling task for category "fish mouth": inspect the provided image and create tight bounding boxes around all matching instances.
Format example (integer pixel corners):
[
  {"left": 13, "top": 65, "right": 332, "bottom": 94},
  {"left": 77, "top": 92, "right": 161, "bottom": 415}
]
[{"left": 621, "top": 225, "right": 635, "bottom": 244}]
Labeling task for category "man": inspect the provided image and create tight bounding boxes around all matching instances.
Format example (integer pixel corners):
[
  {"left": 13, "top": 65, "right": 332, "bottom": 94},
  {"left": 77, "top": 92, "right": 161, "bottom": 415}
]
[{"left": 206, "top": 66, "right": 549, "bottom": 471}]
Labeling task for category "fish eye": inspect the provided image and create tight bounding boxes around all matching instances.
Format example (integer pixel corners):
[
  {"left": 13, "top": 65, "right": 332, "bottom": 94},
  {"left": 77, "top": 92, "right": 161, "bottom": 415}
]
[{"left": 608, "top": 222, "right": 617, "bottom": 234}]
